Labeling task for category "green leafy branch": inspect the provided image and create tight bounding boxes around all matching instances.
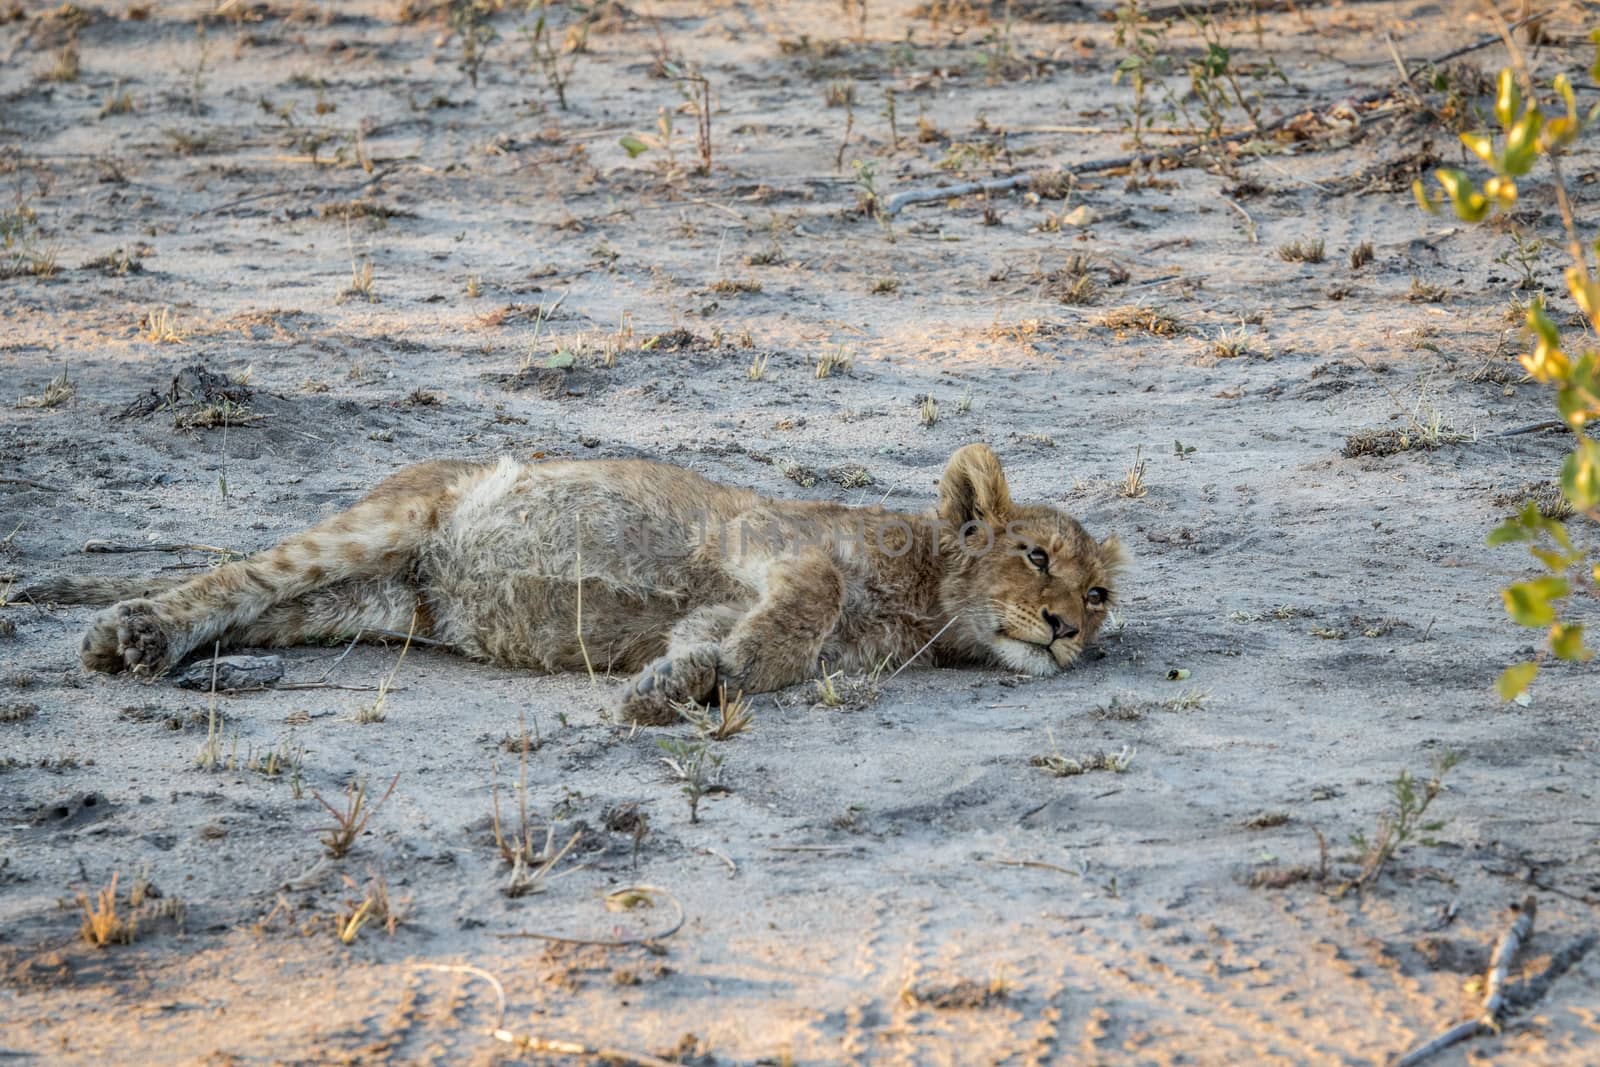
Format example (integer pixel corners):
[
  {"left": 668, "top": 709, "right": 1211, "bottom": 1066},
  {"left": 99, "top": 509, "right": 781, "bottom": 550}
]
[{"left": 1413, "top": 23, "right": 1600, "bottom": 700}]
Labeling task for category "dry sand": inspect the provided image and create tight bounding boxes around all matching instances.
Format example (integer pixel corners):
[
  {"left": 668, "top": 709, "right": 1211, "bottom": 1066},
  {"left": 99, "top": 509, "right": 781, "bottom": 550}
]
[{"left": 2, "top": 1, "right": 1598, "bottom": 1063}]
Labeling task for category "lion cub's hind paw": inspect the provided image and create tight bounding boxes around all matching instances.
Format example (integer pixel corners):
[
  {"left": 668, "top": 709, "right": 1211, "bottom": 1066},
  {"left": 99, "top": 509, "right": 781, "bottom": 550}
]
[
  {"left": 615, "top": 646, "right": 719, "bottom": 726},
  {"left": 81, "top": 599, "right": 177, "bottom": 676}
]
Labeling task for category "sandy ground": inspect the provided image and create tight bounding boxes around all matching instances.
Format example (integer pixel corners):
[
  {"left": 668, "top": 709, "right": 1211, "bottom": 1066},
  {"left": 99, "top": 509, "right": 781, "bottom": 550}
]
[{"left": 2, "top": 1, "right": 1599, "bottom": 1063}]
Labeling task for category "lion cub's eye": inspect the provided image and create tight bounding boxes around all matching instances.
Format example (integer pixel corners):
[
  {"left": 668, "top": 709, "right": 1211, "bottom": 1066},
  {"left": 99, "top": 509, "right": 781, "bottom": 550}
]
[
  {"left": 1026, "top": 547, "right": 1049, "bottom": 571},
  {"left": 1086, "top": 587, "right": 1108, "bottom": 606}
]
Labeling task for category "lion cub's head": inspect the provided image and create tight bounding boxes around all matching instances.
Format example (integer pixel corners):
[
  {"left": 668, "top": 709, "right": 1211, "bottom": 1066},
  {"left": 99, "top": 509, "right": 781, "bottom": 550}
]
[{"left": 934, "top": 443, "right": 1126, "bottom": 676}]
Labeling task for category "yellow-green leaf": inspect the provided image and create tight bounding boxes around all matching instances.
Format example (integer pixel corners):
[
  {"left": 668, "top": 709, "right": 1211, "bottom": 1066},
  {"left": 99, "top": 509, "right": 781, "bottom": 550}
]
[
  {"left": 1503, "top": 107, "right": 1543, "bottom": 175},
  {"left": 1496, "top": 662, "right": 1537, "bottom": 701},
  {"left": 1433, "top": 168, "right": 1489, "bottom": 221},
  {"left": 1550, "top": 623, "right": 1592, "bottom": 662},
  {"left": 619, "top": 134, "right": 651, "bottom": 158},
  {"left": 1530, "top": 545, "right": 1573, "bottom": 571},
  {"left": 1557, "top": 384, "right": 1590, "bottom": 428},
  {"left": 1561, "top": 438, "right": 1600, "bottom": 510},
  {"left": 1483, "top": 175, "right": 1518, "bottom": 208},
  {"left": 1566, "top": 264, "right": 1600, "bottom": 319},
  {"left": 1495, "top": 69, "right": 1520, "bottom": 129},
  {"left": 1459, "top": 131, "right": 1496, "bottom": 166},
  {"left": 1412, "top": 178, "right": 1440, "bottom": 215},
  {"left": 1487, "top": 517, "right": 1529, "bottom": 546},
  {"left": 1504, "top": 576, "right": 1568, "bottom": 627}
]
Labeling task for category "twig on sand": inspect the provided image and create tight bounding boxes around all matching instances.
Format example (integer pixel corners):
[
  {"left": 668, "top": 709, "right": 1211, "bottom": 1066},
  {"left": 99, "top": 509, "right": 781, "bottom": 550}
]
[
  {"left": 881, "top": 12, "right": 1546, "bottom": 218},
  {"left": 1394, "top": 896, "right": 1537, "bottom": 1067},
  {"left": 274, "top": 681, "right": 400, "bottom": 693},
  {"left": 1498, "top": 420, "right": 1565, "bottom": 437},
  {"left": 410, "top": 963, "right": 682, "bottom": 1067},
  {"left": 770, "top": 844, "right": 859, "bottom": 853},
  {"left": 1130, "top": 0, "right": 1392, "bottom": 20},
  {"left": 0, "top": 477, "right": 65, "bottom": 492},
  {"left": 990, "top": 858, "right": 1083, "bottom": 877},
  {"left": 83, "top": 539, "right": 239, "bottom": 555},
  {"left": 495, "top": 884, "right": 685, "bottom": 947},
  {"left": 317, "top": 632, "right": 365, "bottom": 683},
  {"left": 699, "top": 847, "right": 738, "bottom": 877}
]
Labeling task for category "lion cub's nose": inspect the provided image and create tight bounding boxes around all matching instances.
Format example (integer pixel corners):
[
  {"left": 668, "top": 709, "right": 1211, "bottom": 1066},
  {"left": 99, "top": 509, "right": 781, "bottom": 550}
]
[{"left": 1042, "top": 609, "right": 1078, "bottom": 641}]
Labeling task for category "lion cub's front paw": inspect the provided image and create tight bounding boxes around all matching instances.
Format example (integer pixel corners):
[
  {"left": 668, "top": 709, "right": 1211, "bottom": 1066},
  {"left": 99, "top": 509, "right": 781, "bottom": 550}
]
[
  {"left": 615, "top": 646, "right": 719, "bottom": 726},
  {"left": 81, "top": 599, "right": 178, "bottom": 676}
]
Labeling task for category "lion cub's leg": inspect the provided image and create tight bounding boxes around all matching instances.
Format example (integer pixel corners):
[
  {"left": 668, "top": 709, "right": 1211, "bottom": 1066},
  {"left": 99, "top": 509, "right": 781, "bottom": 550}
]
[
  {"left": 718, "top": 551, "right": 845, "bottom": 697},
  {"left": 228, "top": 577, "right": 426, "bottom": 650},
  {"left": 615, "top": 604, "right": 741, "bottom": 725},
  {"left": 80, "top": 459, "right": 474, "bottom": 675}
]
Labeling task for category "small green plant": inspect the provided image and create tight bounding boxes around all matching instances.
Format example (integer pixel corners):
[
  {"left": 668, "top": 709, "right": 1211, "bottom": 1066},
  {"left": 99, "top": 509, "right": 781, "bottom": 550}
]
[
  {"left": 852, "top": 159, "right": 880, "bottom": 218},
  {"left": 1118, "top": 446, "right": 1148, "bottom": 498},
  {"left": 334, "top": 867, "right": 406, "bottom": 943},
  {"left": 1343, "top": 750, "right": 1459, "bottom": 893},
  {"left": 1496, "top": 229, "right": 1546, "bottom": 290},
  {"left": 339, "top": 258, "right": 377, "bottom": 304},
  {"left": 99, "top": 82, "right": 135, "bottom": 117},
  {"left": 671, "top": 64, "right": 713, "bottom": 175},
  {"left": 357, "top": 616, "right": 415, "bottom": 723},
  {"left": 77, "top": 872, "right": 136, "bottom": 947},
  {"left": 815, "top": 663, "right": 844, "bottom": 708},
  {"left": 1278, "top": 238, "right": 1325, "bottom": 263},
  {"left": 1111, "top": 3, "right": 1174, "bottom": 146},
  {"left": 40, "top": 44, "right": 81, "bottom": 84},
  {"left": 620, "top": 107, "right": 678, "bottom": 176},
  {"left": 525, "top": 10, "right": 581, "bottom": 110},
  {"left": 313, "top": 774, "right": 399, "bottom": 859},
  {"left": 1032, "top": 727, "right": 1135, "bottom": 777},
  {"left": 658, "top": 736, "right": 724, "bottom": 824},
  {"left": 184, "top": 21, "right": 210, "bottom": 116},
  {"left": 1412, "top": 34, "right": 1600, "bottom": 700},
  {"left": 1211, "top": 323, "right": 1255, "bottom": 359},
  {"left": 815, "top": 346, "right": 852, "bottom": 379},
  {"left": 194, "top": 702, "right": 224, "bottom": 771},
  {"left": 678, "top": 683, "right": 754, "bottom": 741},
  {"left": 450, "top": 0, "right": 498, "bottom": 88},
  {"left": 1173, "top": 439, "right": 1196, "bottom": 459}
]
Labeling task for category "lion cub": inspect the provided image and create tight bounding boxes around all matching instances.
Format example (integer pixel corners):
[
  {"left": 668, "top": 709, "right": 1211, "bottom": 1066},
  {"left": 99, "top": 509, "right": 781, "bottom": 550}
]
[{"left": 37, "top": 444, "right": 1123, "bottom": 723}]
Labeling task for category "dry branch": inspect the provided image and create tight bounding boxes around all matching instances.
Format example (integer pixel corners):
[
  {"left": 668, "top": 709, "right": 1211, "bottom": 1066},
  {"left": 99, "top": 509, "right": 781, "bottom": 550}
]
[
  {"left": 495, "top": 884, "right": 685, "bottom": 947},
  {"left": 1122, "top": 0, "right": 1394, "bottom": 21},
  {"left": 83, "top": 539, "right": 237, "bottom": 555},
  {"left": 1394, "top": 896, "right": 1537, "bottom": 1067}
]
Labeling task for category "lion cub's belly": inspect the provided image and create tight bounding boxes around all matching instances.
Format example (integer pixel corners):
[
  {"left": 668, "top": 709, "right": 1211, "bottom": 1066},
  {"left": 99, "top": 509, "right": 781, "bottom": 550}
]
[{"left": 419, "top": 459, "right": 745, "bottom": 672}]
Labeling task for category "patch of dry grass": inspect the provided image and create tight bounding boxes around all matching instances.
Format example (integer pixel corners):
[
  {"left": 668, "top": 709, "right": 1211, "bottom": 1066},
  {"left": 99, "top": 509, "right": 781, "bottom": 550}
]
[{"left": 1098, "top": 305, "right": 1183, "bottom": 338}]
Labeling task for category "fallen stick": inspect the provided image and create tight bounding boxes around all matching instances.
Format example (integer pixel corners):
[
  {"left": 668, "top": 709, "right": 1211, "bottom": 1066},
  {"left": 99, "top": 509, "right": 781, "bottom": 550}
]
[
  {"left": 1126, "top": 0, "right": 1396, "bottom": 22},
  {"left": 0, "top": 477, "right": 65, "bottom": 492},
  {"left": 496, "top": 884, "right": 685, "bottom": 947},
  {"left": 84, "top": 539, "right": 239, "bottom": 556},
  {"left": 881, "top": 12, "right": 1546, "bottom": 218},
  {"left": 1394, "top": 896, "right": 1537, "bottom": 1067},
  {"left": 990, "top": 858, "right": 1083, "bottom": 877},
  {"left": 1498, "top": 419, "right": 1565, "bottom": 437},
  {"left": 409, "top": 963, "right": 681, "bottom": 1067}
]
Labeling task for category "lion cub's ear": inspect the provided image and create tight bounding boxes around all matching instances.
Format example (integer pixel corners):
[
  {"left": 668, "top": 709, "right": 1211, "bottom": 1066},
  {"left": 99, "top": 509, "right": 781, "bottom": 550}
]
[
  {"left": 1099, "top": 534, "right": 1129, "bottom": 575},
  {"left": 937, "top": 443, "right": 1014, "bottom": 529}
]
